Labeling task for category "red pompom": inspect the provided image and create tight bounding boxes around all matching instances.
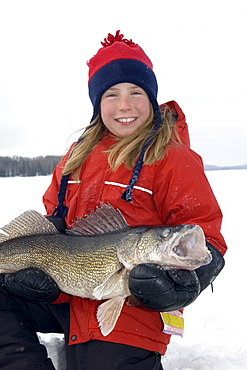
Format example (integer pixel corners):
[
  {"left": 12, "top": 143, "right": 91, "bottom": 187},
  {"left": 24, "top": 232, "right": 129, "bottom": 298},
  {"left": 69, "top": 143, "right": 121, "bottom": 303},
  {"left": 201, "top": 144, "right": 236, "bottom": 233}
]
[{"left": 101, "top": 30, "right": 137, "bottom": 47}]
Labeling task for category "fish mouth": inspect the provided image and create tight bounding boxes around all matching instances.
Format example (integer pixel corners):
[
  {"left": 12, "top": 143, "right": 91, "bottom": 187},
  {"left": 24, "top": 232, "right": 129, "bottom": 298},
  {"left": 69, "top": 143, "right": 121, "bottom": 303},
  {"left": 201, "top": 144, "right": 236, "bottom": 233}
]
[{"left": 171, "top": 227, "right": 212, "bottom": 268}]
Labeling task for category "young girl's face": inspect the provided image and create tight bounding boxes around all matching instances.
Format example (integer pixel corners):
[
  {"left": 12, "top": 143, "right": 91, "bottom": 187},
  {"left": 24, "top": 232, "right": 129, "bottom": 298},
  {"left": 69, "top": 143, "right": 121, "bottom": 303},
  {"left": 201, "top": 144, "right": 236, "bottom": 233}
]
[{"left": 100, "top": 83, "right": 151, "bottom": 137}]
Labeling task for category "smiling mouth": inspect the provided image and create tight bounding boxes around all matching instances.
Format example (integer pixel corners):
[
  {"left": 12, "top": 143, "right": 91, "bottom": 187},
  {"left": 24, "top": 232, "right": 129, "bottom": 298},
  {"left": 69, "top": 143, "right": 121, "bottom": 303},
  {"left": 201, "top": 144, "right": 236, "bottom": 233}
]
[{"left": 116, "top": 118, "right": 136, "bottom": 124}]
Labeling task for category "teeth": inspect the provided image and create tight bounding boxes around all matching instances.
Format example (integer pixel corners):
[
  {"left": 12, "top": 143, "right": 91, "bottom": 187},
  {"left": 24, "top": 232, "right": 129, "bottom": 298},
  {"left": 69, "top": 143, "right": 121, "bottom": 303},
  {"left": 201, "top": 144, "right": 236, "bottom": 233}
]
[{"left": 117, "top": 118, "right": 135, "bottom": 123}]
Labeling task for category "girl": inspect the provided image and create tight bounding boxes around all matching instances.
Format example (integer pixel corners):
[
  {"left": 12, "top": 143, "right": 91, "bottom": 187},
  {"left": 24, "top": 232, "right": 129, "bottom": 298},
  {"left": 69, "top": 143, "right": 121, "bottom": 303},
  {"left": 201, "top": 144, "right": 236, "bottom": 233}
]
[{"left": 1, "top": 31, "right": 226, "bottom": 370}]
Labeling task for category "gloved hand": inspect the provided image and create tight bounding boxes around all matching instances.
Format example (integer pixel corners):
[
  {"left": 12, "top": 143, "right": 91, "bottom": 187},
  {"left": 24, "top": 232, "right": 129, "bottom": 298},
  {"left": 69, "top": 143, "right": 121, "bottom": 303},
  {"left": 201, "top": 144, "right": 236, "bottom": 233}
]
[
  {"left": 4, "top": 268, "right": 60, "bottom": 303},
  {"left": 3, "top": 215, "right": 64, "bottom": 303},
  {"left": 46, "top": 215, "right": 66, "bottom": 234},
  {"left": 128, "top": 264, "right": 200, "bottom": 311},
  {"left": 128, "top": 242, "right": 225, "bottom": 312},
  {"left": 195, "top": 242, "right": 225, "bottom": 291}
]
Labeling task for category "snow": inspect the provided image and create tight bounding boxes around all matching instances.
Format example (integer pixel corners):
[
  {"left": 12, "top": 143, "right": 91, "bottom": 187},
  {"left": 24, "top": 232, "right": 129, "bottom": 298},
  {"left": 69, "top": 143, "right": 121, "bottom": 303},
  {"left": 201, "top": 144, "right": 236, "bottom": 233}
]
[{"left": 0, "top": 170, "right": 246, "bottom": 369}]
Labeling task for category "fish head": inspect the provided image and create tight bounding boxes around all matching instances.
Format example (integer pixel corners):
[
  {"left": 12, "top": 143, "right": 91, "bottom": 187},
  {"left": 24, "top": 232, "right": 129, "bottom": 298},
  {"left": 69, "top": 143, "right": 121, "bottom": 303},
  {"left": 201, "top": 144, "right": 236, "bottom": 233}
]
[{"left": 133, "top": 224, "right": 212, "bottom": 270}]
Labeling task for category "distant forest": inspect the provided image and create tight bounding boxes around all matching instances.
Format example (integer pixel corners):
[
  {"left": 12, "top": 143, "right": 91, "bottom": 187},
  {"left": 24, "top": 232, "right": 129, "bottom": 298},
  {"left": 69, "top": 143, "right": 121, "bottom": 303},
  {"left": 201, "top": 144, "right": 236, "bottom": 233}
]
[
  {"left": 1, "top": 155, "right": 246, "bottom": 178},
  {"left": 0, "top": 155, "right": 62, "bottom": 177}
]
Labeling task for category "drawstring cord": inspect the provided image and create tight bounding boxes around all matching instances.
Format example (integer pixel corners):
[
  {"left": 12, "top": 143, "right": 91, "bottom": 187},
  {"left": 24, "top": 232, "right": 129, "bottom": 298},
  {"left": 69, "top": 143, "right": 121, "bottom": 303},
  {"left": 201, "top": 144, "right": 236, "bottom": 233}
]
[{"left": 52, "top": 174, "right": 70, "bottom": 218}]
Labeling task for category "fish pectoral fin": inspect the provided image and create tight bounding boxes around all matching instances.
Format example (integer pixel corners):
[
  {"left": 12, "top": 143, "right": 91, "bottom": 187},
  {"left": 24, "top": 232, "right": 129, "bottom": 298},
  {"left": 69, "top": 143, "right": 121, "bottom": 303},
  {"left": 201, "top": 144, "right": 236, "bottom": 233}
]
[
  {"left": 93, "top": 268, "right": 123, "bottom": 300},
  {"left": 97, "top": 296, "right": 126, "bottom": 336}
]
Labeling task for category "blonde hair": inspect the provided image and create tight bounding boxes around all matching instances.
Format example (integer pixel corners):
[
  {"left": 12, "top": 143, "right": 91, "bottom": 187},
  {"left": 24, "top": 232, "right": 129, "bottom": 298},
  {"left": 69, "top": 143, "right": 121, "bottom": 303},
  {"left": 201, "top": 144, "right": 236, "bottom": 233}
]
[{"left": 63, "top": 104, "right": 180, "bottom": 177}]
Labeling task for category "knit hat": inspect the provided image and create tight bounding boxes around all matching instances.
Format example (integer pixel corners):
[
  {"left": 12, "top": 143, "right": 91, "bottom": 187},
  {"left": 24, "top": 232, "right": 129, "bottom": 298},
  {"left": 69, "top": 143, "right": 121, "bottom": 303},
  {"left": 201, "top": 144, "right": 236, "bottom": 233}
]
[{"left": 88, "top": 31, "right": 162, "bottom": 202}]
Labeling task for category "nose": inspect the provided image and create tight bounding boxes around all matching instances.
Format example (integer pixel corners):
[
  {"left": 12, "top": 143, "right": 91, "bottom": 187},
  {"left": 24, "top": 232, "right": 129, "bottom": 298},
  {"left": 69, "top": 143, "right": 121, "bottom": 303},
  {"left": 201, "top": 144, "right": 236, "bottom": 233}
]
[{"left": 118, "top": 96, "right": 132, "bottom": 111}]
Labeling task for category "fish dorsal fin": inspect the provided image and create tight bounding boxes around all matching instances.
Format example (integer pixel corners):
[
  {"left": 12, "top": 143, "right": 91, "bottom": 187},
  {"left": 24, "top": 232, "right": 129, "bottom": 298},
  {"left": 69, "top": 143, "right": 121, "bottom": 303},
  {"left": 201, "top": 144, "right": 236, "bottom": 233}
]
[
  {"left": 0, "top": 210, "right": 58, "bottom": 242},
  {"left": 70, "top": 203, "right": 128, "bottom": 236}
]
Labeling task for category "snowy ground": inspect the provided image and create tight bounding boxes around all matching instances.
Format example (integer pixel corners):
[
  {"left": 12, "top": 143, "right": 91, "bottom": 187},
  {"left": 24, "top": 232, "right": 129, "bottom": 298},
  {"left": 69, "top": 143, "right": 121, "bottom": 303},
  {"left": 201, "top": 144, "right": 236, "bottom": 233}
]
[{"left": 0, "top": 170, "right": 246, "bottom": 369}]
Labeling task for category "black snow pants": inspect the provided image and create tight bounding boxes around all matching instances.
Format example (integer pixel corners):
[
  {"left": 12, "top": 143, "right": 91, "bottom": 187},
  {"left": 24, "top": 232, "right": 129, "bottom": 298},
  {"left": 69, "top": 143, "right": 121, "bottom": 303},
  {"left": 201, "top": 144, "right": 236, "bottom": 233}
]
[{"left": 0, "top": 277, "right": 163, "bottom": 370}]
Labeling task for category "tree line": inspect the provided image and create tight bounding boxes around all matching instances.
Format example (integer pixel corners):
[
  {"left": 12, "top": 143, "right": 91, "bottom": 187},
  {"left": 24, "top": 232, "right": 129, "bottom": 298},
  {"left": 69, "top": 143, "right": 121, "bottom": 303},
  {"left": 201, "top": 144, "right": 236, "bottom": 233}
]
[{"left": 0, "top": 155, "right": 62, "bottom": 177}]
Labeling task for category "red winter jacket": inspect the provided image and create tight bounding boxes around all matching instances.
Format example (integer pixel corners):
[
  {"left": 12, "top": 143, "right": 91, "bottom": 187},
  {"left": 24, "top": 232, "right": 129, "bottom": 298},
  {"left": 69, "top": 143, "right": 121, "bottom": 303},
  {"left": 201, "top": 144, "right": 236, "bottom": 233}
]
[{"left": 43, "top": 101, "right": 227, "bottom": 355}]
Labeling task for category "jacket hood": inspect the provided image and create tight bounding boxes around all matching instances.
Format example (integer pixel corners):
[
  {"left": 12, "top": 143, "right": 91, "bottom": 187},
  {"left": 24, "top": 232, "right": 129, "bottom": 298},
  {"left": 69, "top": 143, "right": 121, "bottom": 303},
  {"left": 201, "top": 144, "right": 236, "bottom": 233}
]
[{"left": 160, "top": 101, "right": 190, "bottom": 147}]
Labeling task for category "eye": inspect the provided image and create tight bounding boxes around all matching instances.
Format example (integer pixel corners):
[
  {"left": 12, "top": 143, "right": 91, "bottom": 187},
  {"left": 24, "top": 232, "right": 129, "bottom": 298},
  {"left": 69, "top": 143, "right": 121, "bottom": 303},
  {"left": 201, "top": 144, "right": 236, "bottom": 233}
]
[
  {"left": 106, "top": 93, "right": 118, "bottom": 98},
  {"left": 102, "top": 90, "right": 118, "bottom": 99},
  {"left": 161, "top": 228, "right": 171, "bottom": 239},
  {"left": 131, "top": 90, "right": 143, "bottom": 96}
]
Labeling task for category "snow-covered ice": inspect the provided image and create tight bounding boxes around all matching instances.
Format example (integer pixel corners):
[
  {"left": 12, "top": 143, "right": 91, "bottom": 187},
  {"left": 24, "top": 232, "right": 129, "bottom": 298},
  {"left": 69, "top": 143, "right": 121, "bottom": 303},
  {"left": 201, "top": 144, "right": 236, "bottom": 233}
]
[{"left": 0, "top": 169, "right": 246, "bottom": 369}]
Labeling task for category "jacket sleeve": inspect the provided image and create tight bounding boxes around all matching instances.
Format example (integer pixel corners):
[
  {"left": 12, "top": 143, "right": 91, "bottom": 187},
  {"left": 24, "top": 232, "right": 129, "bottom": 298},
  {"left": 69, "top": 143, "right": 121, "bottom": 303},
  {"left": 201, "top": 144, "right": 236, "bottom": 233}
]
[
  {"left": 43, "top": 165, "right": 62, "bottom": 215},
  {"left": 153, "top": 145, "right": 227, "bottom": 255}
]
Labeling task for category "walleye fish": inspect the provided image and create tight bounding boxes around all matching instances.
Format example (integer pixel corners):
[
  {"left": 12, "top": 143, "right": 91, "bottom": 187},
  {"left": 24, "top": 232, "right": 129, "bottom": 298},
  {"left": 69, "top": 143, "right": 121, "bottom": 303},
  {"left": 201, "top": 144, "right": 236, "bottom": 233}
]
[{"left": 0, "top": 203, "right": 211, "bottom": 336}]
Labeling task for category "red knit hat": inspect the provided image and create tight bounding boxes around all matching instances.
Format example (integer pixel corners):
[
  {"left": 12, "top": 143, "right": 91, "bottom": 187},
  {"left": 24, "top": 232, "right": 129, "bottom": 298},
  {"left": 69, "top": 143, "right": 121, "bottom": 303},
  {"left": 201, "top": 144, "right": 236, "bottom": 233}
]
[
  {"left": 88, "top": 31, "right": 153, "bottom": 80},
  {"left": 87, "top": 31, "right": 160, "bottom": 123}
]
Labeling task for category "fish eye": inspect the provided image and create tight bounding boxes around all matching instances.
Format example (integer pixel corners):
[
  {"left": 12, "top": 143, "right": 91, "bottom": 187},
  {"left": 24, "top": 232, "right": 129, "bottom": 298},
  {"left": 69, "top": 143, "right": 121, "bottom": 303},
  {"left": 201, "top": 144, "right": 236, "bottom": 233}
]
[{"left": 161, "top": 228, "right": 171, "bottom": 239}]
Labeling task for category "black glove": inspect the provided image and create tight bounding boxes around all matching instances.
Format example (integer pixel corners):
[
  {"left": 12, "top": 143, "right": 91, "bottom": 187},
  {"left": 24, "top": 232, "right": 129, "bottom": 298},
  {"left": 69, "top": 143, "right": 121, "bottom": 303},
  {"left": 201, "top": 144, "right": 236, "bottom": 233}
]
[
  {"left": 46, "top": 215, "right": 66, "bottom": 234},
  {"left": 129, "top": 264, "right": 200, "bottom": 311},
  {"left": 4, "top": 268, "right": 60, "bottom": 303},
  {"left": 195, "top": 242, "right": 225, "bottom": 292},
  {"left": 128, "top": 242, "right": 225, "bottom": 312},
  {"left": 3, "top": 215, "right": 63, "bottom": 303}
]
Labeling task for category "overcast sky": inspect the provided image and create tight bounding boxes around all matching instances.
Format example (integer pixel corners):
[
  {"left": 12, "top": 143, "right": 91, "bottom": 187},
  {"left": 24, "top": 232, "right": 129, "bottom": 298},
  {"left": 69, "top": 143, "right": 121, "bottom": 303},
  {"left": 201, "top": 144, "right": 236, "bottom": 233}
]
[{"left": 0, "top": 0, "right": 246, "bottom": 166}]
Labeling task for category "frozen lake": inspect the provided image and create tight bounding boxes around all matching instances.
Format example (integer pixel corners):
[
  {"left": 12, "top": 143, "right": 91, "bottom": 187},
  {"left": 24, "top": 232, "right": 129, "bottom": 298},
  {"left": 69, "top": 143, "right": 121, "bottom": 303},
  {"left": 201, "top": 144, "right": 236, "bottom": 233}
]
[{"left": 0, "top": 169, "right": 246, "bottom": 369}]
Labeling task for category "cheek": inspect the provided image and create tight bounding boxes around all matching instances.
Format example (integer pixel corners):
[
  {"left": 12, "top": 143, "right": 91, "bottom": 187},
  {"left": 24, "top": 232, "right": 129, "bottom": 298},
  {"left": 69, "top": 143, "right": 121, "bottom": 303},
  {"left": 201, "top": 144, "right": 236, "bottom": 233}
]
[
  {"left": 100, "top": 101, "right": 114, "bottom": 124},
  {"left": 138, "top": 99, "right": 151, "bottom": 119}
]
